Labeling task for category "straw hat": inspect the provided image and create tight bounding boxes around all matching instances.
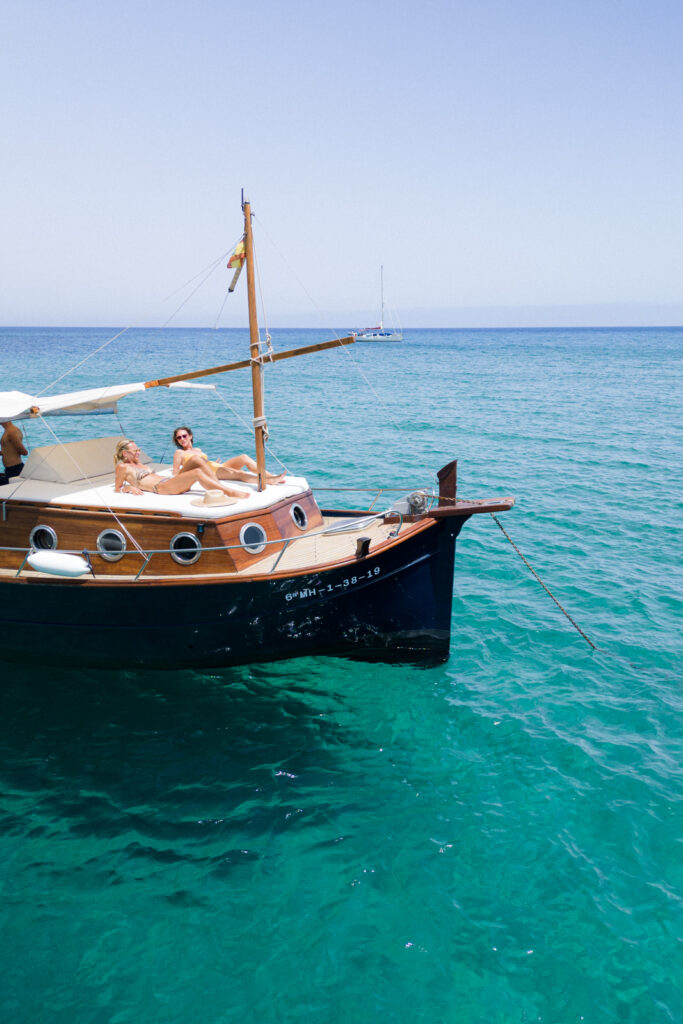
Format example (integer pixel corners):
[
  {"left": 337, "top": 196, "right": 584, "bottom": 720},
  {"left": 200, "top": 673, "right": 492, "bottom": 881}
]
[{"left": 190, "top": 489, "right": 237, "bottom": 508}]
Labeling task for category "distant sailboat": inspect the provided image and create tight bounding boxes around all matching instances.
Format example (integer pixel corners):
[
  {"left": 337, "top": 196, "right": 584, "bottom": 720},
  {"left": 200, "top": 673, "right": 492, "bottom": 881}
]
[{"left": 353, "top": 266, "right": 403, "bottom": 342}]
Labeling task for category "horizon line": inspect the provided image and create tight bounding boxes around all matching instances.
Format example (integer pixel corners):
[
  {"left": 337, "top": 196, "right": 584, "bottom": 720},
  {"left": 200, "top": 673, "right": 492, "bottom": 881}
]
[{"left": 1, "top": 323, "right": 682, "bottom": 332}]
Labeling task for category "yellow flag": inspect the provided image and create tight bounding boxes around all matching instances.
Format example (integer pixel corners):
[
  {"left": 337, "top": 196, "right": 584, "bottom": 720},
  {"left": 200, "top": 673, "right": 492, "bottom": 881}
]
[
  {"left": 227, "top": 239, "right": 246, "bottom": 292},
  {"left": 227, "top": 240, "right": 245, "bottom": 269}
]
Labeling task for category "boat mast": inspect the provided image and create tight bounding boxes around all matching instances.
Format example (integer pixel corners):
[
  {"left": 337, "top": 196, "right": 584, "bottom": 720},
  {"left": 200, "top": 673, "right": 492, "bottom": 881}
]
[
  {"left": 379, "top": 265, "right": 384, "bottom": 330},
  {"left": 242, "top": 196, "right": 267, "bottom": 491}
]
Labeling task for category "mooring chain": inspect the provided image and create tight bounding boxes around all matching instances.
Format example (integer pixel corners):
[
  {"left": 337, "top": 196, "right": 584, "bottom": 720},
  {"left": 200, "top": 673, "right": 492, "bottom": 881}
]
[{"left": 489, "top": 513, "right": 597, "bottom": 651}]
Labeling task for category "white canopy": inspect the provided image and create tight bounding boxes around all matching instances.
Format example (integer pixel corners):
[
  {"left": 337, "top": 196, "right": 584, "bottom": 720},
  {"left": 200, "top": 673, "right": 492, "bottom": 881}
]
[{"left": 0, "top": 381, "right": 215, "bottom": 421}]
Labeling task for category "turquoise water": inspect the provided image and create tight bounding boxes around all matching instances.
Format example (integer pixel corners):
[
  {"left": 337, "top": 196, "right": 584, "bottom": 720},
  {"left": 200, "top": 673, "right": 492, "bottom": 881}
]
[{"left": 0, "top": 327, "right": 681, "bottom": 1022}]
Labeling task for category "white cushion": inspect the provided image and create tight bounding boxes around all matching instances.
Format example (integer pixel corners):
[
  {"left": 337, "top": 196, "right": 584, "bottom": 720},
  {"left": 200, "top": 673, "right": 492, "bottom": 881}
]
[{"left": 21, "top": 435, "right": 152, "bottom": 484}]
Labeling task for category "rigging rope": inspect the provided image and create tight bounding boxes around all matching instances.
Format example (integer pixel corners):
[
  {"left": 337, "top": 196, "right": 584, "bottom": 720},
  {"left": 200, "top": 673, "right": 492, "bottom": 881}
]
[
  {"left": 212, "top": 286, "right": 232, "bottom": 330},
  {"left": 13, "top": 416, "right": 147, "bottom": 557},
  {"left": 37, "top": 244, "right": 238, "bottom": 397},
  {"left": 211, "top": 387, "right": 288, "bottom": 474},
  {"left": 160, "top": 250, "right": 229, "bottom": 328},
  {"left": 489, "top": 513, "right": 597, "bottom": 651},
  {"left": 252, "top": 214, "right": 432, "bottom": 478},
  {"left": 254, "top": 234, "right": 273, "bottom": 358}
]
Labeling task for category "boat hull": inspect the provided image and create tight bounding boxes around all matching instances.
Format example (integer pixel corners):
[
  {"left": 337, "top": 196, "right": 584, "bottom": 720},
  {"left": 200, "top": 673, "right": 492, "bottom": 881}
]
[
  {"left": 0, "top": 515, "right": 468, "bottom": 670},
  {"left": 353, "top": 332, "right": 403, "bottom": 342}
]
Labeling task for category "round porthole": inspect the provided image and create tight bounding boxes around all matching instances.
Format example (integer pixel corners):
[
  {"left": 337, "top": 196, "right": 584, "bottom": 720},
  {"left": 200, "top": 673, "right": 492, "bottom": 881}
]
[
  {"left": 97, "top": 529, "right": 127, "bottom": 562},
  {"left": 30, "top": 525, "right": 57, "bottom": 550},
  {"left": 170, "top": 532, "right": 202, "bottom": 565},
  {"left": 290, "top": 503, "right": 308, "bottom": 530},
  {"left": 239, "top": 522, "right": 268, "bottom": 554}
]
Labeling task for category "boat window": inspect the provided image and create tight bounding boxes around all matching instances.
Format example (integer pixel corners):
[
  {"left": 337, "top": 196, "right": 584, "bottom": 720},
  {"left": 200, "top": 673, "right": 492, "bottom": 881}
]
[
  {"left": 29, "top": 525, "right": 58, "bottom": 550},
  {"left": 170, "top": 532, "right": 202, "bottom": 565},
  {"left": 96, "top": 529, "right": 127, "bottom": 562},
  {"left": 239, "top": 522, "right": 268, "bottom": 554},
  {"left": 290, "top": 503, "right": 308, "bottom": 531}
]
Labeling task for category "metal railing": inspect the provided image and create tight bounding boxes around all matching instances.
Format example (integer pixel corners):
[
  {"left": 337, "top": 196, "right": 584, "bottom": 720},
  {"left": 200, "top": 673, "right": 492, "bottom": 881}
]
[{"left": 3, "top": 507, "right": 407, "bottom": 582}]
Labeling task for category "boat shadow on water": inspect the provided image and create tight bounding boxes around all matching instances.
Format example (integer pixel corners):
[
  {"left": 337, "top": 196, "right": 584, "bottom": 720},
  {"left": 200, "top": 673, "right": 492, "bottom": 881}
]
[{"left": 0, "top": 657, "right": 441, "bottom": 866}]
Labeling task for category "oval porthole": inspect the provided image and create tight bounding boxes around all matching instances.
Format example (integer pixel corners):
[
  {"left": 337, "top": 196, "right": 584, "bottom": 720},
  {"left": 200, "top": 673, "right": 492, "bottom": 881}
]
[
  {"left": 290, "top": 503, "right": 308, "bottom": 531},
  {"left": 239, "top": 522, "right": 268, "bottom": 554},
  {"left": 30, "top": 525, "right": 58, "bottom": 550},
  {"left": 170, "top": 532, "right": 202, "bottom": 565},
  {"left": 97, "top": 529, "right": 127, "bottom": 562}
]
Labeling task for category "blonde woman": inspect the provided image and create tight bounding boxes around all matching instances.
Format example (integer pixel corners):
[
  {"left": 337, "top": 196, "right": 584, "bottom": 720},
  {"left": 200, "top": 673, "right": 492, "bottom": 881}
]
[
  {"left": 171, "top": 426, "right": 285, "bottom": 485},
  {"left": 114, "top": 439, "right": 248, "bottom": 498}
]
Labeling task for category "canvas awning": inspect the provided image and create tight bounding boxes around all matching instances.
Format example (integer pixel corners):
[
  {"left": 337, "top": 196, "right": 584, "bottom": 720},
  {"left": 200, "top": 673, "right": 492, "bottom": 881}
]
[{"left": 0, "top": 381, "right": 215, "bottom": 421}]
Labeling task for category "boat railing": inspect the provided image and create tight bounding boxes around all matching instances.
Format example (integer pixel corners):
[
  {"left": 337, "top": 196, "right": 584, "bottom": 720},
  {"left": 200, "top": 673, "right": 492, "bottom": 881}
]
[
  {"left": 314, "top": 484, "right": 436, "bottom": 513},
  {"left": 5, "top": 507, "right": 407, "bottom": 581}
]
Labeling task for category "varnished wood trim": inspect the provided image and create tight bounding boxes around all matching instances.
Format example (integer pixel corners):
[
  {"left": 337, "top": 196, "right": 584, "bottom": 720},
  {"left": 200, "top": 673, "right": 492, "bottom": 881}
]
[
  {"left": 429, "top": 498, "right": 515, "bottom": 517},
  {"left": 0, "top": 516, "right": 437, "bottom": 587}
]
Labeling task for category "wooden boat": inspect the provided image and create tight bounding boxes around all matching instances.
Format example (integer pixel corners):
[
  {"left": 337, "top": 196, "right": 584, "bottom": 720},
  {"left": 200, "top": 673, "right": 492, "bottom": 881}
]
[
  {"left": 0, "top": 197, "right": 513, "bottom": 670},
  {"left": 352, "top": 266, "right": 403, "bottom": 342}
]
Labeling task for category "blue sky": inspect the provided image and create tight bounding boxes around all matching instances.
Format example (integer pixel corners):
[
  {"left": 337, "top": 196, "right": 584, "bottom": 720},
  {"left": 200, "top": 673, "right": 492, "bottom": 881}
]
[{"left": 1, "top": 0, "right": 682, "bottom": 327}]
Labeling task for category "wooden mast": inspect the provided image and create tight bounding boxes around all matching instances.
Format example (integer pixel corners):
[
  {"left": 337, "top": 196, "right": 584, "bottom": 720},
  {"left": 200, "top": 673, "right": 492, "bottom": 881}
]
[
  {"left": 140, "top": 195, "right": 356, "bottom": 477},
  {"left": 243, "top": 196, "right": 267, "bottom": 490}
]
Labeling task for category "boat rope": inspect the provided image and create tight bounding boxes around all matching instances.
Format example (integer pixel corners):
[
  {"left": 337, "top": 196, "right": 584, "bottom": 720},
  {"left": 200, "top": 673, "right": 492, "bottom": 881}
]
[
  {"left": 253, "top": 214, "right": 337, "bottom": 335},
  {"left": 314, "top": 485, "right": 426, "bottom": 492},
  {"left": 210, "top": 387, "right": 289, "bottom": 473},
  {"left": 37, "top": 325, "right": 133, "bottom": 398},
  {"left": 160, "top": 250, "right": 229, "bottom": 328},
  {"left": 211, "top": 285, "right": 232, "bottom": 330},
  {"left": 37, "top": 245, "right": 236, "bottom": 396},
  {"left": 489, "top": 513, "right": 597, "bottom": 651},
  {"left": 253, "top": 415, "right": 269, "bottom": 442},
  {"left": 254, "top": 236, "right": 274, "bottom": 360},
  {"left": 212, "top": 277, "right": 234, "bottom": 329},
  {"left": 252, "top": 213, "right": 432, "bottom": 477}
]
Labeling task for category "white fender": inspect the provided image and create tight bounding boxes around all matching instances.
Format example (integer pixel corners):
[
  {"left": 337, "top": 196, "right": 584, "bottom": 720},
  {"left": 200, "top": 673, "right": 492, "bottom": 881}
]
[{"left": 27, "top": 550, "right": 91, "bottom": 577}]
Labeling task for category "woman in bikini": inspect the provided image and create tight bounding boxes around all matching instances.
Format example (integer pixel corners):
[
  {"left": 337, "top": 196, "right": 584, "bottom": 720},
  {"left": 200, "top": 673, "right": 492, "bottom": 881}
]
[
  {"left": 114, "top": 439, "right": 248, "bottom": 498},
  {"left": 171, "top": 426, "right": 285, "bottom": 485}
]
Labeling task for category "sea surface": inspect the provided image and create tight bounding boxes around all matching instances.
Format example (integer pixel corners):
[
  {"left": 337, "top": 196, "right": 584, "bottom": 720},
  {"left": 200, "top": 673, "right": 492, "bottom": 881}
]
[{"left": 0, "top": 326, "right": 681, "bottom": 1023}]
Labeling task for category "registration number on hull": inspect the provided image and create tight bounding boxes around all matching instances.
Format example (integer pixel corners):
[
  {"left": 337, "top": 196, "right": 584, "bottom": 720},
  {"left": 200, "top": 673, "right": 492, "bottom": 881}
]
[{"left": 285, "top": 566, "right": 381, "bottom": 602}]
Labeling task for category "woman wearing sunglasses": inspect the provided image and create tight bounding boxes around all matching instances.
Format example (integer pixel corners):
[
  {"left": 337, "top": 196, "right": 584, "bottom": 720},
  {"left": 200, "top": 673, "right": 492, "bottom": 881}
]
[{"left": 171, "top": 426, "right": 285, "bottom": 486}]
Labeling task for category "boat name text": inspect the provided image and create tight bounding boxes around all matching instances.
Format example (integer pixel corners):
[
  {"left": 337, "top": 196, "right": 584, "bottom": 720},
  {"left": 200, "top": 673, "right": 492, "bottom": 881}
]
[{"left": 285, "top": 566, "right": 381, "bottom": 601}]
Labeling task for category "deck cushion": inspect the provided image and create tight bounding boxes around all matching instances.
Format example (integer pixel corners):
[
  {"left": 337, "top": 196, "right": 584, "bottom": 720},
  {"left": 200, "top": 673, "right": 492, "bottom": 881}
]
[{"left": 20, "top": 435, "right": 152, "bottom": 484}]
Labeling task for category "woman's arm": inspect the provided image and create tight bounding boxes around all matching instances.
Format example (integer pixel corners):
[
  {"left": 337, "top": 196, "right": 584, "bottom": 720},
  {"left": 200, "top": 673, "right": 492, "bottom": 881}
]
[
  {"left": 115, "top": 464, "right": 143, "bottom": 495},
  {"left": 172, "top": 449, "right": 183, "bottom": 475}
]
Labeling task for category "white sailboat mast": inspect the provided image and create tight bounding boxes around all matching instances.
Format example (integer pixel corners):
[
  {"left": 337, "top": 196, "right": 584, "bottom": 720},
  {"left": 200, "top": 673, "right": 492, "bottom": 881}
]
[{"left": 380, "top": 265, "right": 384, "bottom": 330}]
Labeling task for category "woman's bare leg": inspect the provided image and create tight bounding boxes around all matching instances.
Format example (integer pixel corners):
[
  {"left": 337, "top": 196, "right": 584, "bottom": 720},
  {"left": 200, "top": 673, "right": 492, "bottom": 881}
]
[
  {"left": 194, "top": 466, "right": 249, "bottom": 497},
  {"left": 176, "top": 453, "right": 211, "bottom": 476},
  {"left": 224, "top": 454, "right": 258, "bottom": 473},
  {"left": 218, "top": 454, "right": 286, "bottom": 485},
  {"left": 156, "top": 469, "right": 248, "bottom": 498},
  {"left": 175, "top": 453, "right": 275, "bottom": 491}
]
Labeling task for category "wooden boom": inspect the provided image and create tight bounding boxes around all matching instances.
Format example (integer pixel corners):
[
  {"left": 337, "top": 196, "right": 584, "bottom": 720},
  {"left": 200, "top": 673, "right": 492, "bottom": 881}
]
[
  {"left": 144, "top": 335, "right": 355, "bottom": 389},
  {"left": 144, "top": 196, "right": 355, "bottom": 491}
]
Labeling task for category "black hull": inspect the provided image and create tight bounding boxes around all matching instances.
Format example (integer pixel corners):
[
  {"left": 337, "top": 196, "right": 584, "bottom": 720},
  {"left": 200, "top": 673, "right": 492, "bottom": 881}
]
[{"left": 0, "top": 517, "right": 468, "bottom": 670}]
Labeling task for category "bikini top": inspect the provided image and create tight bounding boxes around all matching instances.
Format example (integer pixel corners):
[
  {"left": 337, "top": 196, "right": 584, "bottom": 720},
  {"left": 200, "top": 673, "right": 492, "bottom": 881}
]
[
  {"left": 133, "top": 465, "right": 153, "bottom": 480},
  {"left": 182, "top": 449, "right": 221, "bottom": 471}
]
